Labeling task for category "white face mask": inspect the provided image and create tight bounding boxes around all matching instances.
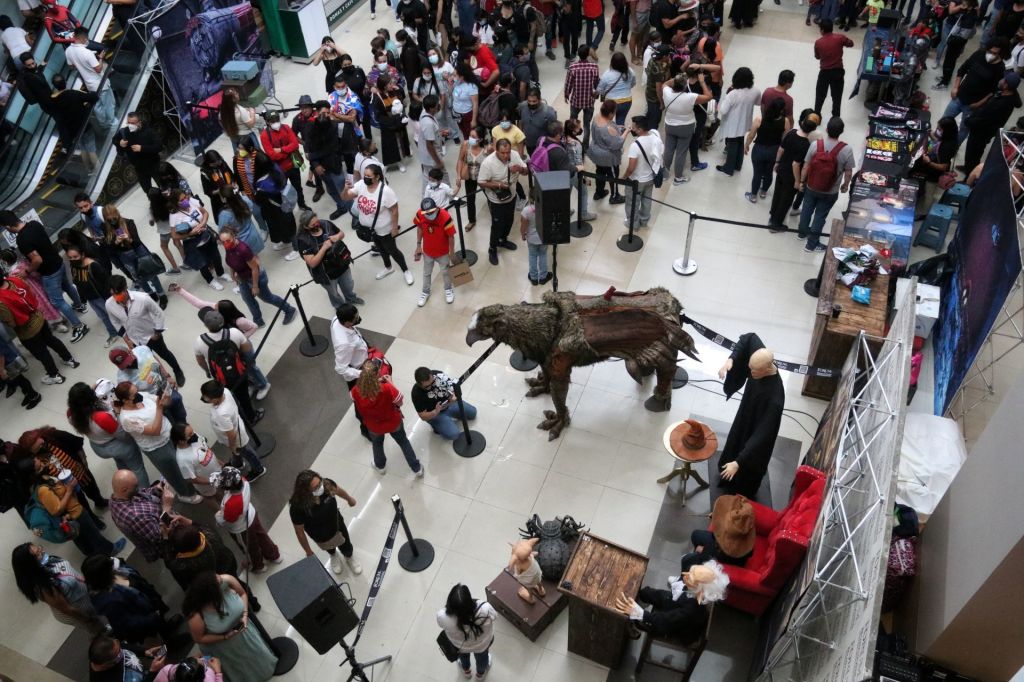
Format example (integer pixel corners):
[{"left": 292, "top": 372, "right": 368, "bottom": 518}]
[
  {"left": 126, "top": 123, "right": 139, "bottom": 133},
  {"left": 986, "top": 53, "right": 999, "bottom": 63},
  {"left": 270, "top": 122, "right": 282, "bottom": 131},
  {"left": 312, "top": 483, "right": 324, "bottom": 497},
  {"left": 376, "top": 62, "right": 388, "bottom": 71}
]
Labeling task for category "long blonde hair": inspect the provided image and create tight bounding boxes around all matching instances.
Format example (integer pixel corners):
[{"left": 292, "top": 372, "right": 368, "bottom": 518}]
[
  {"left": 355, "top": 361, "right": 381, "bottom": 400},
  {"left": 101, "top": 204, "right": 130, "bottom": 244}
]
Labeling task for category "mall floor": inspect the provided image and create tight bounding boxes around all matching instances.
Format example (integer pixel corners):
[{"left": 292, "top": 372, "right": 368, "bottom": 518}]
[{"left": 1, "top": 2, "right": 960, "bottom": 679}]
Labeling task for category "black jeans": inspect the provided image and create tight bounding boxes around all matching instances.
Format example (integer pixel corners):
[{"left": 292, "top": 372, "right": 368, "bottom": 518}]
[
  {"left": 488, "top": 200, "right": 516, "bottom": 250},
  {"left": 722, "top": 137, "right": 744, "bottom": 173},
  {"left": 814, "top": 68, "right": 845, "bottom": 119},
  {"left": 594, "top": 165, "right": 621, "bottom": 196},
  {"left": 372, "top": 232, "right": 409, "bottom": 271},
  {"left": 21, "top": 324, "right": 72, "bottom": 377},
  {"left": 322, "top": 514, "right": 354, "bottom": 558},
  {"left": 464, "top": 179, "right": 479, "bottom": 224},
  {"left": 645, "top": 98, "right": 662, "bottom": 130},
  {"left": 146, "top": 333, "right": 185, "bottom": 381},
  {"left": 963, "top": 127, "right": 996, "bottom": 172},
  {"left": 941, "top": 36, "right": 968, "bottom": 85},
  {"left": 229, "top": 374, "right": 258, "bottom": 424},
  {"left": 285, "top": 166, "right": 309, "bottom": 208},
  {"left": 569, "top": 105, "right": 594, "bottom": 151},
  {"left": 690, "top": 112, "right": 707, "bottom": 166},
  {"left": 770, "top": 172, "right": 798, "bottom": 226},
  {"left": 560, "top": 15, "right": 580, "bottom": 59}
]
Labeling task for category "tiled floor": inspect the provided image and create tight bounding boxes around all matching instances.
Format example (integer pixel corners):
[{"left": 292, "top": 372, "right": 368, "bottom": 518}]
[{"left": 0, "top": 2, "right": 976, "bottom": 680}]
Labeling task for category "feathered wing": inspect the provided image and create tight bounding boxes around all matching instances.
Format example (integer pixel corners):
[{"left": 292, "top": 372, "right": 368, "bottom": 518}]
[{"left": 578, "top": 306, "right": 699, "bottom": 381}]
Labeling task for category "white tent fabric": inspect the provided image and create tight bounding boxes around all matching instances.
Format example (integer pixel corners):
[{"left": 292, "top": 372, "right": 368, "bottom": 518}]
[{"left": 896, "top": 413, "right": 967, "bottom": 517}]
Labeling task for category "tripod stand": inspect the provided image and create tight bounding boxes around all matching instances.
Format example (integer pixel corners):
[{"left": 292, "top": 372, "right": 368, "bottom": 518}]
[{"left": 339, "top": 637, "right": 392, "bottom": 682}]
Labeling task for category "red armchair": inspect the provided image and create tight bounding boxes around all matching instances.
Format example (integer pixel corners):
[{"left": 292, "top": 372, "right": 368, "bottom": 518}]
[{"left": 715, "top": 465, "right": 826, "bottom": 616}]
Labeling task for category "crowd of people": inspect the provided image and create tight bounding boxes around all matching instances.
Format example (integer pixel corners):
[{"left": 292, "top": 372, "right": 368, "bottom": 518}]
[{"left": 3, "top": 0, "right": 1024, "bottom": 676}]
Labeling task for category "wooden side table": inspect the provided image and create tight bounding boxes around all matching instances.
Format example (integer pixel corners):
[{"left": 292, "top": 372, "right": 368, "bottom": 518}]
[
  {"left": 558, "top": 532, "right": 649, "bottom": 669},
  {"left": 657, "top": 420, "right": 717, "bottom": 506}
]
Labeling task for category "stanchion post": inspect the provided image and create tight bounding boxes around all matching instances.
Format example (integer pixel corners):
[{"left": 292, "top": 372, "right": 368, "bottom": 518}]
[
  {"left": 288, "top": 285, "right": 329, "bottom": 357},
  {"left": 509, "top": 350, "right": 539, "bottom": 372},
  {"left": 569, "top": 170, "right": 593, "bottom": 238},
  {"left": 452, "top": 197, "right": 478, "bottom": 266},
  {"left": 391, "top": 495, "right": 435, "bottom": 572},
  {"left": 452, "top": 382, "right": 486, "bottom": 458},
  {"left": 251, "top": 611, "right": 299, "bottom": 675},
  {"left": 617, "top": 179, "right": 644, "bottom": 252},
  {"left": 673, "top": 213, "right": 699, "bottom": 276},
  {"left": 240, "top": 411, "right": 276, "bottom": 459}
]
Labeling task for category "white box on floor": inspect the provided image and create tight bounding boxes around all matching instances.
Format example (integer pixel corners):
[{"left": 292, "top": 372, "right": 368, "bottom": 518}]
[{"left": 915, "top": 283, "right": 941, "bottom": 339}]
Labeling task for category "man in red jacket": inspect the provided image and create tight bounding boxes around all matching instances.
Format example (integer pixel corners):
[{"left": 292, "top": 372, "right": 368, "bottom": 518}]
[{"left": 259, "top": 111, "right": 310, "bottom": 211}]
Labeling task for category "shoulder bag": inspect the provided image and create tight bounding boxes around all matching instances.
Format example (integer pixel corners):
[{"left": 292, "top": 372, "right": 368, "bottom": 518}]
[
  {"left": 355, "top": 183, "right": 385, "bottom": 243},
  {"left": 492, "top": 166, "right": 514, "bottom": 202},
  {"left": 949, "top": 13, "right": 976, "bottom": 40},
  {"left": 595, "top": 72, "right": 624, "bottom": 100},
  {"left": 319, "top": 229, "right": 353, "bottom": 280},
  {"left": 436, "top": 631, "right": 461, "bottom": 661},
  {"left": 633, "top": 139, "right": 665, "bottom": 188}
]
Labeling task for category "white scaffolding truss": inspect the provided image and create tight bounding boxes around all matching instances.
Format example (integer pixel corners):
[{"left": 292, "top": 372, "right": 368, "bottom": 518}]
[
  {"left": 758, "top": 282, "right": 915, "bottom": 682},
  {"left": 944, "top": 130, "right": 1024, "bottom": 444}
]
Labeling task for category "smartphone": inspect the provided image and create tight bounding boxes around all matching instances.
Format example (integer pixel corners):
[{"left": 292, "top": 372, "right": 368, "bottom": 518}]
[
  {"left": 155, "top": 645, "right": 167, "bottom": 658},
  {"left": 160, "top": 511, "right": 172, "bottom": 525}
]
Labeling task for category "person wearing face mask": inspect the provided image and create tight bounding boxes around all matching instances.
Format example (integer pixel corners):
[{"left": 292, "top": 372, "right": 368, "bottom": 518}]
[
  {"left": 413, "top": 197, "right": 458, "bottom": 306},
  {"left": 259, "top": 111, "right": 310, "bottom": 212},
  {"left": 456, "top": 125, "right": 491, "bottom": 230},
  {"left": 563, "top": 46, "right": 599, "bottom": 150},
  {"left": 305, "top": 100, "right": 352, "bottom": 220},
  {"left": 295, "top": 209, "right": 365, "bottom": 309},
  {"left": 343, "top": 164, "right": 414, "bottom": 283},
  {"left": 327, "top": 75, "right": 365, "bottom": 175},
  {"left": 516, "top": 87, "right": 558, "bottom": 154},
  {"left": 491, "top": 110, "right": 527, "bottom": 155},
  {"left": 112, "top": 112, "right": 162, "bottom": 193},
  {"left": 399, "top": 0, "right": 431, "bottom": 50},
  {"left": 100, "top": 204, "right": 167, "bottom": 305},
  {"left": 291, "top": 95, "right": 327, "bottom": 202},
  {"left": 65, "top": 245, "right": 121, "bottom": 346},
  {"left": 312, "top": 36, "right": 344, "bottom": 94},
  {"left": 169, "top": 189, "right": 230, "bottom": 290},
  {"left": 963, "top": 73, "right": 1023, "bottom": 171},
  {"left": 911, "top": 116, "right": 961, "bottom": 185},
  {"left": 289, "top": 469, "right": 362, "bottom": 575},
  {"left": 945, "top": 38, "right": 1011, "bottom": 143},
  {"left": 451, "top": 63, "right": 480, "bottom": 141},
  {"left": 66, "top": 380, "right": 150, "bottom": 486},
  {"left": 396, "top": 28, "right": 422, "bottom": 91},
  {"left": 11, "top": 542, "right": 105, "bottom": 633},
  {"left": 478, "top": 138, "right": 529, "bottom": 264},
  {"left": 15, "top": 53, "right": 56, "bottom": 114},
  {"left": 50, "top": 72, "right": 99, "bottom": 163},
  {"left": 218, "top": 227, "right": 297, "bottom": 327},
  {"left": 371, "top": 73, "right": 413, "bottom": 173},
  {"left": 170, "top": 422, "right": 224, "bottom": 511}
]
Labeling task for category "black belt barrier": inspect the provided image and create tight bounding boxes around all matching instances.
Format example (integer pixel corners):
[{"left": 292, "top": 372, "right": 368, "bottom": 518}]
[
  {"left": 352, "top": 510, "right": 401, "bottom": 645},
  {"left": 681, "top": 314, "right": 842, "bottom": 379}
]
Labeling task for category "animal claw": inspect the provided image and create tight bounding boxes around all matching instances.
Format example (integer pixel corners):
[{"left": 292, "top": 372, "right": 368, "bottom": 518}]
[{"left": 525, "top": 386, "right": 550, "bottom": 398}]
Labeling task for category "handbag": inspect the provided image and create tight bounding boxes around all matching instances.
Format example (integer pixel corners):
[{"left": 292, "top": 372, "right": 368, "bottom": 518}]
[
  {"left": 366, "top": 346, "right": 392, "bottom": 376},
  {"left": 633, "top": 139, "right": 665, "bottom": 188},
  {"left": 594, "top": 72, "right": 624, "bottom": 100},
  {"left": 938, "top": 170, "right": 958, "bottom": 189},
  {"left": 949, "top": 14, "right": 976, "bottom": 40},
  {"left": 135, "top": 251, "right": 166, "bottom": 279},
  {"left": 355, "top": 182, "right": 385, "bottom": 243},
  {"left": 436, "top": 631, "right": 460, "bottom": 662},
  {"left": 492, "top": 167, "right": 514, "bottom": 202},
  {"left": 320, "top": 236, "right": 353, "bottom": 280},
  {"left": 281, "top": 182, "right": 298, "bottom": 213},
  {"left": 290, "top": 151, "right": 306, "bottom": 171}
]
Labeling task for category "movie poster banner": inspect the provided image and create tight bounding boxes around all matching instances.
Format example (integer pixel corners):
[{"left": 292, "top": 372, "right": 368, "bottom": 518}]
[
  {"left": 933, "top": 145, "right": 1022, "bottom": 415},
  {"left": 152, "top": 0, "right": 274, "bottom": 155}
]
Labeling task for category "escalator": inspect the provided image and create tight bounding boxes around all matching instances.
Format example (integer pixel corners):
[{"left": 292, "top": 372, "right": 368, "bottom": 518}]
[{"left": 0, "top": 0, "right": 157, "bottom": 233}]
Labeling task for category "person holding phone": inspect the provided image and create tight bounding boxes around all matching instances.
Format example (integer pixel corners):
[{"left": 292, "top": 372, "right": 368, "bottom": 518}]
[
  {"left": 411, "top": 367, "right": 478, "bottom": 440},
  {"left": 109, "top": 468, "right": 180, "bottom": 563}
]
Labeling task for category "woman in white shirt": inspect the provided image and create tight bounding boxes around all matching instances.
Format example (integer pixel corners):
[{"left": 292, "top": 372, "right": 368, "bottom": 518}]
[
  {"left": 341, "top": 164, "right": 414, "bottom": 284},
  {"left": 218, "top": 88, "right": 260, "bottom": 153},
  {"left": 436, "top": 584, "right": 497, "bottom": 679},
  {"left": 716, "top": 67, "right": 761, "bottom": 177},
  {"left": 662, "top": 71, "right": 713, "bottom": 185}
]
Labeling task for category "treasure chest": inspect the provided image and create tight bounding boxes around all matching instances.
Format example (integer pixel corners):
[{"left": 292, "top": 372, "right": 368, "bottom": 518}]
[
  {"left": 485, "top": 568, "right": 567, "bottom": 642},
  {"left": 221, "top": 60, "right": 259, "bottom": 82}
]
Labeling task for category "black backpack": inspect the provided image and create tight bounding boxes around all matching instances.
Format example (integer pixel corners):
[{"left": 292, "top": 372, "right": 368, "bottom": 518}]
[{"left": 201, "top": 329, "right": 247, "bottom": 388}]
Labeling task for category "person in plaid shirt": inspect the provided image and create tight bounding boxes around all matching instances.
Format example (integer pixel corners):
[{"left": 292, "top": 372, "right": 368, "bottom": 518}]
[
  {"left": 109, "top": 470, "right": 176, "bottom": 562},
  {"left": 562, "top": 46, "right": 600, "bottom": 148}
]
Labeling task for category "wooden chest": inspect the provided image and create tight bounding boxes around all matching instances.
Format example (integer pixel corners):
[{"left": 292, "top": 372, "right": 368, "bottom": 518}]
[
  {"left": 485, "top": 568, "right": 567, "bottom": 641},
  {"left": 558, "top": 532, "right": 649, "bottom": 669}
]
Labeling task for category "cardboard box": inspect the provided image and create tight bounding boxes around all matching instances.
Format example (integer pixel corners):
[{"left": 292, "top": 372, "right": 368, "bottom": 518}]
[{"left": 914, "top": 283, "right": 940, "bottom": 339}]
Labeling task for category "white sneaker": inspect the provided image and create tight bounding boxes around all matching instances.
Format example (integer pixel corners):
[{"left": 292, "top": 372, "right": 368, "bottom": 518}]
[
  {"left": 209, "top": 280, "right": 224, "bottom": 291},
  {"left": 444, "top": 288, "right": 454, "bottom": 304},
  {"left": 370, "top": 11, "right": 376, "bottom": 18},
  {"left": 220, "top": 273, "right": 232, "bottom": 282},
  {"left": 373, "top": 463, "right": 388, "bottom": 474},
  {"left": 330, "top": 552, "right": 344, "bottom": 574},
  {"left": 414, "top": 464, "right": 425, "bottom": 478},
  {"left": 177, "top": 494, "right": 204, "bottom": 505},
  {"left": 418, "top": 291, "right": 430, "bottom": 306},
  {"left": 375, "top": 267, "right": 395, "bottom": 280},
  {"left": 346, "top": 557, "right": 363, "bottom": 575},
  {"left": 284, "top": 250, "right": 300, "bottom": 261},
  {"left": 403, "top": 270, "right": 414, "bottom": 285},
  {"left": 53, "top": 322, "right": 70, "bottom": 334},
  {"left": 104, "top": 335, "right": 120, "bottom": 348},
  {"left": 399, "top": 165, "right": 407, "bottom": 173},
  {"left": 232, "top": 286, "right": 241, "bottom": 295},
  {"left": 256, "top": 383, "right": 271, "bottom": 400},
  {"left": 272, "top": 242, "right": 285, "bottom": 251}
]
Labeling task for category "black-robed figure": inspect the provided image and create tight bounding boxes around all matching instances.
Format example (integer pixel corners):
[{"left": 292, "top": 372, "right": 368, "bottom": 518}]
[{"left": 716, "top": 333, "right": 785, "bottom": 500}]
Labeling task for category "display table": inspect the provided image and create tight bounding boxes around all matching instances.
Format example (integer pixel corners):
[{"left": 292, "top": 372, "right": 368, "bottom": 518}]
[
  {"left": 802, "top": 224, "right": 891, "bottom": 399},
  {"left": 558, "top": 533, "right": 649, "bottom": 668},
  {"left": 280, "top": 0, "right": 330, "bottom": 63},
  {"left": 657, "top": 419, "right": 716, "bottom": 505}
]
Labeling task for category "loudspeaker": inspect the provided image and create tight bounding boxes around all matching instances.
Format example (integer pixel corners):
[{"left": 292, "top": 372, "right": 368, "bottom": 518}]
[
  {"left": 532, "top": 170, "right": 572, "bottom": 245},
  {"left": 876, "top": 8, "right": 901, "bottom": 28},
  {"left": 266, "top": 556, "right": 359, "bottom": 654}
]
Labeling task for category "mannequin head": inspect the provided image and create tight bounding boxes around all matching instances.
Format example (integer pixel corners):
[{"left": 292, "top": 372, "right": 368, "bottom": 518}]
[
  {"left": 681, "top": 560, "right": 729, "bottom": 604},
  {"left": 749, "top": 348, "right": 777, "bottom": 379}
]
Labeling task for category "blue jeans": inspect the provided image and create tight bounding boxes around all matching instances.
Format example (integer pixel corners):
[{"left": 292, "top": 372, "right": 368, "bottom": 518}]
[
  {"left": 527, "top": 243, "right": 549, "bottom": 280},
  {"left": 368, "top": 422, "right": 421, "bottom": 472},
  {"left": 88, "top": 298, "right": 118, "bottom": 337},
  {"left": 797, "top": 189, "right": 839, "bottom": 248},
  {"left": 243, "top": 348, "right": 268, "bottom": 390},
  {"left": 72, "top": 506, "right": 115, "bottom": 556},
  {"left": 585, "top": 14, "right": 605, "bottom": 48},
  {"left": 118, "top": 246, "right": 164, "bottom": 295},
  {"left": 614, "top": 100, "right": 633, "bottom": 127},
  {"left": 457, "top": 0, "right": 476, "bottom": 32},
  {"left": 458, "top": 646, "right": 491, "bottom": 675},
  {"left": 166, "top": 389, "right": 188, "bottom": 424},
  {"left": 319, "top": 169, "right": 351, "bottom": 212},
  {"left": 427, "top": 401, "right": 477, "bottom": 440},
  {"left": 942, "top": 98, "right": 973, "bottom": 143},
  {"left": 41, "top": 268, "right": 83, "bottom": 327},
  {"left": 93, "top": 88, "right": 116, "bottom": 131},
  {"left": 933, "top": 19, "right": 954, "bottom": 65},
  {"left": 237, "top": 270, "right": 295, "bottom": 326},
  {"left": 231, "top": 443, "right": 265, "bottom": 476},
  {"left": 320, "top": 270, "right": 359, "bottom": 309}
]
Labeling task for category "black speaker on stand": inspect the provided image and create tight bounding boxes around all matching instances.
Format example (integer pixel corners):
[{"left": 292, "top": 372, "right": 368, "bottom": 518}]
[{"left": 533, "top": 170, "right": 572, "bottom": 245}]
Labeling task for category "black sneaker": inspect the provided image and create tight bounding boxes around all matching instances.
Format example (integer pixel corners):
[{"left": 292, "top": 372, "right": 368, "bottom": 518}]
[
  {"left": 312, "top": 189, "right": 325, "bottom": 202},
  {"left": 329, "top": 207, "right": 345, "bottom": 219},
  {"left": 593, "top": 190, "right": 609, "bottom": 201},
  {"left": 528, "top": 274, "right": 539, "bottom": 285},
  {"left": 283, "top": 307, "right": 297, "bottom": 325},
  {"left": 488, "top": 249, "right": 498, "bottom": 265},
  {"left": 248, "top": 466, "right": 268, "bottom": 483},
  {"left": 499, "top": 240, "right": 518, "bottom": 251},
  {"left": 23, "top": 392, "right": 42, "bottom": 409},
  {"left": 804, "top": 242, "right": 827, "bottom": 253},
  {"left": 62, "top": 357, "right": 81, "bottom": 369},
  {"left": 70, "top": 325, "right": 89, "bottom": 343},
  {"left": 609, "top": 195, "right": 626, "bottom": 205},
  {"left": 158, "top": 295, "right": 168, "bottom": 310},
  {"left": 73, "top": 303, "right": 88, "bottom": 314},
  {"left": 539, "top": 272, "right": 553, "bottom": 285},
  {"left": 305, "top": 180, "right": 316, "bottom": 188},
  {"left": 252, "top": 408, "right": 266, "bottom": 424}
]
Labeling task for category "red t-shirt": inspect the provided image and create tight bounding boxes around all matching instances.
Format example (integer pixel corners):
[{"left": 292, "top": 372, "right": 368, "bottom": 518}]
[
  {"left": 582, "top": 0, "right": 603, "bottom": 18},
  {"left": 351, "top": 381, "right": 403, "bottom": 434},
  {"left": 415, "top": 209, "right": 456, "bottom": 258},
  {"left": 473, "top": 45, "right": 499, "bottom": 85},
  {"left": 814, "top": 33, "right": 854, "bottom": 71}
]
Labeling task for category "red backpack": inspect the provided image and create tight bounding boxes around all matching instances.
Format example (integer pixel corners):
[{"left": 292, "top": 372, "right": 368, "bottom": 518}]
[
  {"left": 0, "top": 277, "right": 39, "bottom": 327},
  {"left": 805, "top": 139, "right": 847, "bottom": 193}
]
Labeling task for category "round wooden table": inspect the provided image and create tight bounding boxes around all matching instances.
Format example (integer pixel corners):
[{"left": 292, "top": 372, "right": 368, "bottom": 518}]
[{"left": 658, "top": 420, "right": 716, "bottom": 506}]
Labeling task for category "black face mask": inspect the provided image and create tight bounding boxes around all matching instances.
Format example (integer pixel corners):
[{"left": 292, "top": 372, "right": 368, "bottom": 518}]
[
  {"left": 354, "top": 315, "right": 362, "bottom": 325},
  {"left": 132, "top": 394, "right": 144, "bottom": 405},
  {"left": 187, "top": 433, "right": 200, "bottom": 444}
]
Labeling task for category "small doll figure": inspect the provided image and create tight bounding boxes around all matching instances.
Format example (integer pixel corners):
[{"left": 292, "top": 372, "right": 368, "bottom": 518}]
[{"left": 508, "top": 538, "right": 546, "bottom": 603}]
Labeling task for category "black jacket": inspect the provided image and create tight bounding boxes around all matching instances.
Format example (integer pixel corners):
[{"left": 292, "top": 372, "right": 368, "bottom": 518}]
[
  {"left": 49, "top": 88, "right": 98, "bottom": 144},
  {"left": 16, "top": 67, "right": 54, "bottom": 112},
  {"left": 966, "top": 90, "right": 1023, "bottom": 133},
  {"left": 306, "top": 117, "right": 343, "bottom": 173},
  {"left": 111, "top": 124, "right": 162, "bottom": 175},
  {"left": 640, "top": 590, "right": 710, "bottom": 643}
]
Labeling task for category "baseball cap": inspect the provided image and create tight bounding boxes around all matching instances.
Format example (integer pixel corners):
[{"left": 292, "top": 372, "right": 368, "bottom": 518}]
[
  {"left": 108, "top": 347, "right": 134, "bottom": 369},
  {"left": 1005, "top": 72, "right": 1021, "bottom": 90},
  {"left": 420, "top": 198, "right": 438, "bottom": 212},
  {"left": 202, "top": 310, "right": 225, "bottom": 332}
]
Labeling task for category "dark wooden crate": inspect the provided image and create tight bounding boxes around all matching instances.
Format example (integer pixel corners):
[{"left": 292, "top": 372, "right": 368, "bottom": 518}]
[{"left": 485, "top": 568, "right": 567, "bottom": 642}]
